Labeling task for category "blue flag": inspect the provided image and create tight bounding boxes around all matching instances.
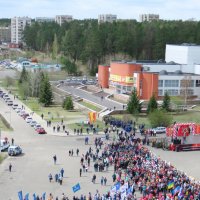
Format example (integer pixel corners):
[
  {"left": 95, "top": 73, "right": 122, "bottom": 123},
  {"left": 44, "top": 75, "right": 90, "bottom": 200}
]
[
  {"left": 42, "top": 192, "right": 46, "bottom": 200},
  {"left": 33, "top": 193, "right": 37, "bottom": 200},
  {"left": 72, "top": 183, "right": 81, "bottom": 193},
  {"left": 18, "top": 191, "right": 23, "bottom": 200},
  {"left": 115, "top": 182, "right": 121, "bottom": 191},
  {"left": 172, "top": 186, "right": 181, "bottom": 195},
  {"left": 24, "top": 193, "right": 29, "bottom": 200}
]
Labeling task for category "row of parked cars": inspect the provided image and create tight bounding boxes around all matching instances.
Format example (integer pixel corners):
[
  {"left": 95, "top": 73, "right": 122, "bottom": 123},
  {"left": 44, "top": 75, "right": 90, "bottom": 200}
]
[{"left": 0, "top": 90, "right": 47, "bottom": 156}]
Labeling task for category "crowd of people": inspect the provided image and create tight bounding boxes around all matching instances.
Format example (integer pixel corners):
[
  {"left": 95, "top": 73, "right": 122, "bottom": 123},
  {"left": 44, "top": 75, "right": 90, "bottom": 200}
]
[{"left": 99, "top": 131, "right": 200, "bottom": 199}]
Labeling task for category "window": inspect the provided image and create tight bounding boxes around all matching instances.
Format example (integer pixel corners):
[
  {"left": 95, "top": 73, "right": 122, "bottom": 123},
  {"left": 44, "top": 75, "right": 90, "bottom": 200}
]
[
  {"left": 164, "top": 80, "right": 179, "bottom": 87},
  {"left": 180, "top": 89, "right": 194, "bottom": 96},
  {"left": 180, "top": 80, "right": 194, "bottom": 87},
  {"left": 158, "top": 80, "right": 163, "bottom": 87},
  {"left": 158, "top": 89, "right": 163, "bottom": 96},
  {"left": 196, "top": 80, "right": 200, "bottom": 87},
  {"left": 164, "top": 89, "right": 179, "bottom": 96}
]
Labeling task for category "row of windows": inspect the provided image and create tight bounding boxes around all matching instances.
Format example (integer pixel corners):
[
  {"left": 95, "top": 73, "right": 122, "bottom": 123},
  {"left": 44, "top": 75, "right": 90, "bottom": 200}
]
[
  {"left": 158, "top": 89, "right": 194, "bottom": 96},
  {"left": 159, "top": 80, "right": 200, "bottom": 87}
]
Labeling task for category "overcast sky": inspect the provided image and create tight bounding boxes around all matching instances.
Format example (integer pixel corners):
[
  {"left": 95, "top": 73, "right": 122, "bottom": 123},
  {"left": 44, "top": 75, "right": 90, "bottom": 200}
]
[{"left": 0, "top": 0, "right": 200, "bottom": 21}]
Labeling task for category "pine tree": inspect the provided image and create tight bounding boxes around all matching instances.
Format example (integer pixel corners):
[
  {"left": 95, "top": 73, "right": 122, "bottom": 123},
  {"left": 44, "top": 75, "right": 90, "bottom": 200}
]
[
  {"left": 39, "top": 74, "right": 53, "bottom": 106},
  {"left": 63, "top": 96, "right": 74, "bottom": 110},
  {"left": 162, "top": 92, "right": 171, "bottom": 111},
  {"left": 19, "top": 67, "right": 29, "bottom": 84},
  {"left": 127, "top": 88, "right": 141, "bottom": 115},
  {"left": 52, "top": 33, "right": 59, "bottom": 60},
  {"left": 147, "top": 94, "right": 158, "bottom": 114}
]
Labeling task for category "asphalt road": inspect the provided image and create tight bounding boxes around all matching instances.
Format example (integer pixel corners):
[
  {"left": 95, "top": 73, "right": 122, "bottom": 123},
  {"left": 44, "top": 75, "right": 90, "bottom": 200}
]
[
  {"left": 60, "top": 85, "right": 124, "bottom": 110},
  {"left": 0, "top": 98, "right": 114, "bottom": 200}
]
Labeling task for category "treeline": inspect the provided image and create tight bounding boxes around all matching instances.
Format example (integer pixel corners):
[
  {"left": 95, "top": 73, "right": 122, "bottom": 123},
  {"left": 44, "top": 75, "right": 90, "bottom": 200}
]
[
  {"left": 23, "top": 19, "right": 200, "bottom": 74},
  {"left": 0, "top": 18, "right": 11, "bottom": 26}
]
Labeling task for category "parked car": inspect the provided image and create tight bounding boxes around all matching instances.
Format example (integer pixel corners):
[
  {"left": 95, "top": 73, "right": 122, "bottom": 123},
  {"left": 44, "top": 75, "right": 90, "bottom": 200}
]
[
  {"left": 30, "top": 120, "right": 37, "bottom": 127},
  {"left": 12, "top": 103, "right": 18, "bottom": 109},
  {"left": 36, "top": 127, "right": 47, "bottom": 134},
  {"left": 34, "top": 124, "right": 41, "bottom": 130},
  {"left": 22, "top": 113, "right": 29, "bottom": 119},
  {"left": 7, "top": 100, "right": 13, "bottom": 106},
  {"left": 19, "top": 110, "right": 26, "bottom": 116},
  {"left": 25, "top": 117, "right": 32, "bottom": 123},
  {"left": 8, "top": 145, "right": 22, "bottom": 156},
  {"left": 3, "top": 94, "right": 9, "bottom": 100},
  {"left": 15, "top": 107, "right": 22, "bottom": 113},
  {"left": 4, "top": 97, "right": 11, "bottom": 103},
  {"left": 151, "top": 127, "right": 166, "bottom": 134},
  {"left": 0, "top": 139, "right": 10, "bottom": 151}
]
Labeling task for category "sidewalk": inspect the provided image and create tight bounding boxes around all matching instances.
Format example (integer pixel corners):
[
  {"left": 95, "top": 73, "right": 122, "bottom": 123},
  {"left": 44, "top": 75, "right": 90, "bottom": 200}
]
[{"left": 4, "top": 90, "right": 105, "bottom": 137}]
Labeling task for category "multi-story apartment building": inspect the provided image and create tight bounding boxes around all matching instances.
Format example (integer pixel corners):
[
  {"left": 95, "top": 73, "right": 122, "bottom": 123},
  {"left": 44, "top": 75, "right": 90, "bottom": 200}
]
[
  {"left": 55, "top": 15, "right": 73, "bottom": 25},
  {"left": 98, "top": 14, "right": 117, "bottom": 24},
  {"left": 139, "top": 14, "right": 159, "bottom": 22},
  {"left": 11, "top": 17, "right": 31, "bottom": 44},
  {"left": 0, "top": 26, "right": 11, "bottom": 43},
  {"left": 35, "top": 17, "right": 54, "bottom": 23}
]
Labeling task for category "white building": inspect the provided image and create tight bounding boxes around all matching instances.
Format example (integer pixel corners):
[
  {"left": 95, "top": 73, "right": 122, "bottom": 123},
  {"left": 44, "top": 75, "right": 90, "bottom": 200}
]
[
  {"left": 11, "top": 17, "right": 31, "bottom": 44},
  {"left": 165, "top": 44, "right": 200, "bottom": 65},
  {"left": 139, "top": 14, "right": 159, "bottom": 22},
  {"left": 55, "top": 15, "right": 73, "bottom": 25},
  {"left": 98, "top": 14, "right": 117, "bottom": 24},
  {"left": 35, "top": 17, "right": 54, "bottom": 23}
]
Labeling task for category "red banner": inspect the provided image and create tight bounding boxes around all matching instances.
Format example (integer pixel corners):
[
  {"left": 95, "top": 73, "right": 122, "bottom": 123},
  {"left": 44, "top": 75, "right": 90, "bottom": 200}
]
[{"left": 177, "top": 125, "right": 190, "bottom": 137}]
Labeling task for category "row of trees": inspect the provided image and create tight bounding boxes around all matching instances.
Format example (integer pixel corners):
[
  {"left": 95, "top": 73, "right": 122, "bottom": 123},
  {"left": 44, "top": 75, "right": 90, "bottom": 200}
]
[
  {"left": 127, "top": 89, "right": 172, "bottom": 127},
  {"left": 23, "top": 20, "right": 200, "bottom": 75},
  {"left": 18, "top": 68, "right": 53, "bottom": 106}
]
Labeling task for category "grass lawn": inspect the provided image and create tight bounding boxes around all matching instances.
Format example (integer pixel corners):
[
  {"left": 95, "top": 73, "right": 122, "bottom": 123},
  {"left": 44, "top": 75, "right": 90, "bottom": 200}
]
[
  {"left": 112, "top": 110, "right": 200, "bottom": 128},
  {"left": 0, "top": 120, "right": 11, "bottom": 131},
  {"left": 68, "top": 120, "right": 106, "bottom": 132},
  {"left": 0, "top": 153, "right": 7, "bottom": 164},
  {"left": 22, "top": 98, "right": 87, "bottom": 123},
  {"left": 79, "top": 101, "right": 102, "bottom": 112}
]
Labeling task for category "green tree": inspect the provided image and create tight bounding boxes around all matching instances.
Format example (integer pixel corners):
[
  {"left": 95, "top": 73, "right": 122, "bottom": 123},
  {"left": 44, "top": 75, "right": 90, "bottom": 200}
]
[
  {"left": 63, "top": 96, "right": 74, "bottom": 110},
  {"left": 19, "top": 67, "right": 29, "bottom": 84},
  {"left": 127, "top": 88, "right": 141, "bottom": 118},
  {"left": 148, "top": 110, "right": 173, "bottom": 128},
  {"left": 162, "top": 92, "right": 171, "bottom": 111},
  {"left": 52, "top": 33, "right": 59, "bottom": 60},
  {"left": 61, "top": 57, "right": 77, "bottom": 75},
  {"left": 147, "top": 94, "right": 158, "bottom": 114},
  {"left": 39, "top": 74, "right": 53, "bottom": 106}
]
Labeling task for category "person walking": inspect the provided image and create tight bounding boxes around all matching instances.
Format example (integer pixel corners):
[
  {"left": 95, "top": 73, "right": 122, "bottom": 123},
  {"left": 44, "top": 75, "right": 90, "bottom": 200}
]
[
  {"left": 41, "top": 113, "right": 44, "bottom": 119},
  {"left": 92, "top": 174, "right": 96, "bottom": 184},
  {"left": 11, "top": 138, "right": 14, "bottom": 145},
  {"left": 9, "top": 163, "right": 12, "bottom": 172},
  {"left": 53, "top": 155, "right": 57, "bottom": 165},
  {"left": 48, "top": 173, "right": 53, "bottom": 182},
  {"left": 60, "top": 168, "right": 64, "bottom": 177},
  {"left": 76, "top": 148, "right": 79, "bottom": 156},
  {"left": 80, "top": 168, "right": 82, "bottom": 177},
  {"left": 55, "top": 173, "right": 58, "bottom": 182},
  {"left": 101, "top": 176, "right": 104, "bottom": 185},
  {"left": 104, "top": 177, "right": 107, "bottom": 185}
]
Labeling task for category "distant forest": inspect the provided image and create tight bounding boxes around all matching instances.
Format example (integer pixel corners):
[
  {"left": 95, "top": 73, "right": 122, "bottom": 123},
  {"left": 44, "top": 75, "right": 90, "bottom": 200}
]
[
  {"left": 0, "top": 18, "right": 11, "bottom": 26},
  {"left": 2, "top": 18, "right": 200, "bottom": 74}
]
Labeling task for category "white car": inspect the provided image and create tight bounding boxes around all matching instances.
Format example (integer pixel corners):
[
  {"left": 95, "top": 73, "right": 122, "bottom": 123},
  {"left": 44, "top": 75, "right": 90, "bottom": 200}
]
[
  {"left": 12, "top": 104, "right": 18, "bottom": 109},
  {"left": 151, "top": 127, "right": 166, "bottom": 134},
  {"left": 4, "top": 97, "right": 11, "bottom": 102},
  {"left": 15, "top": 107, "right": 22, "bottom": 113},
  {"left": 0, "top": 139, "right": 10, "bottom": 151},
  {"left": 34, "top": 123, "right": 41, "bottom": 130},
  {"left": 3, "top": 94, "right": 9, "bottom": 100},
  {"left": 30, "top": 120, "right": 37, "bottom": 127},
  {"left": 7, "top": 100, "right": 13, "bottom": 106},
  {"left": 19, "top": 110, "right": 26, "bottom": 116},
  {"left": 25, "top": 117, "right": 32, "bottom": 123}
]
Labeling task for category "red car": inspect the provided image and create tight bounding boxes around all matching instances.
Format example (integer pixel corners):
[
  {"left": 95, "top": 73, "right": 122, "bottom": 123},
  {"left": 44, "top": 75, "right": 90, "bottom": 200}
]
[
  {"left": 36, "top": 127, "right": 47, "bottom": 134},
  {"left": 22, "top": 113, "right": 29, "bottom": 119}
]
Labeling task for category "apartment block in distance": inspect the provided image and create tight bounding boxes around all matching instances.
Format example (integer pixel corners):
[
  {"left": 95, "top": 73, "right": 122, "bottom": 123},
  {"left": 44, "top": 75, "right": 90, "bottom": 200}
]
[
  {"left": 11, "top": 17, "right": 31, "bottom": 44},
  {"left": 139, "top": 14, "right": 159, "bottom": 22},
  {"left": 98, "top": 14, "right": 117, "bottom": 24},
  {"left": 55, "top": 15, "right": 73, "bottom": 25},
  {"left": 35, "top": 17, "right": 55, "bottom": 23},
  {"left": 0, "top": 26, "right": 11, "bottom": 43}
]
